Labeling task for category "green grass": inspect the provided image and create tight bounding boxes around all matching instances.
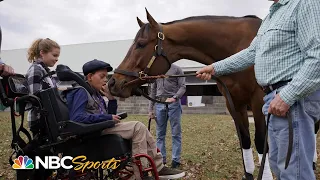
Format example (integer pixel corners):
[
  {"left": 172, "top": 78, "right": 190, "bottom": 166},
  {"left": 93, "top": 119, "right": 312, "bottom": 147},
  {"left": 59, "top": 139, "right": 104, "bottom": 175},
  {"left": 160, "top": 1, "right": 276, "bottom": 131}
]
[{"left": 0, "top": 112, "right": 320, "bottom": 179}]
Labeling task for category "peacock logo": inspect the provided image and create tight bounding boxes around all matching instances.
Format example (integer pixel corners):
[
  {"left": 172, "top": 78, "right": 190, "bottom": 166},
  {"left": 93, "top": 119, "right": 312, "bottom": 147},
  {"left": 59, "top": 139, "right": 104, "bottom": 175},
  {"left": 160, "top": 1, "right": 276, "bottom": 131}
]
[{"left": 12, "top": 155, "right": 34, "bottom": 169}]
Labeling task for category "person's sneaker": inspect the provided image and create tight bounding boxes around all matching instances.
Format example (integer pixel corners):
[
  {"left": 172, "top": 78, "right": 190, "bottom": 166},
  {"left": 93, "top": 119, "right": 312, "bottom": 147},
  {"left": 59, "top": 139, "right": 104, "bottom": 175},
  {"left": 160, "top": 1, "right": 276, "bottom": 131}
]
[
  {"left": 171, "top": 160, "right": 181, "bottom": 169},
  {"left": 158, "top": 166, "right": 185, "bottom": 179}
]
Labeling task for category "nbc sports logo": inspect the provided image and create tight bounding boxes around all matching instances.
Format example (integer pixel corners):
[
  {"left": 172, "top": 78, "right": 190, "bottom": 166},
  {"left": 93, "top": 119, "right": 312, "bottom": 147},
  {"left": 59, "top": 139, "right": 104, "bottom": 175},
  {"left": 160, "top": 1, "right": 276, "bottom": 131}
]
[
  {"left": 11, "top": 155, "right": 120, "bottom": 171},
  {"left": 12, "top": 155, "right": 34, "bottom": 169}
]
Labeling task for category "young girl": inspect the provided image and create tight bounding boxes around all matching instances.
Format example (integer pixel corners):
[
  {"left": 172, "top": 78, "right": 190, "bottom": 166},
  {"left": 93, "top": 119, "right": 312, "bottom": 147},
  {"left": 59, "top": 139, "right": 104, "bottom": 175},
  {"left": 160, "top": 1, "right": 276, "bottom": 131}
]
[{"left": 26, "top": 38, "right": 60, "bottom": 134}]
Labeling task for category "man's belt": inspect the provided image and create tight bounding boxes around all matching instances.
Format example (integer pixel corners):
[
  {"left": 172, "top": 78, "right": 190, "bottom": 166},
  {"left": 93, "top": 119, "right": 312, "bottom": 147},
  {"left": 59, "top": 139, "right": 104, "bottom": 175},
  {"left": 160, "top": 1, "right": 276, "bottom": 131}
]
[{"left": 262, "top": 80, "right": 291, "bottom": 94}]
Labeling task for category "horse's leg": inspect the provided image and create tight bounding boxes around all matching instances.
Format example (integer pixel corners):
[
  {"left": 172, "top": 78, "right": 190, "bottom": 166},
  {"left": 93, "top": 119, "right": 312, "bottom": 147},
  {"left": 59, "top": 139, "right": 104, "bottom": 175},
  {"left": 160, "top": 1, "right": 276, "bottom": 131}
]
[
  {"left": 314, "top": 121, "right": 320, "bottom": 170},
  {"left": 217, "top": 75, "right": 255, "bottom": 180},
  {"left": 225, "top": 101, "right": 254, "bottom": 180},
  {"left": 239, "top": 107, "right": 255, "bottom": 180},
  {"left": 250, "top": 88, "right": 273, "bottom": 179}
]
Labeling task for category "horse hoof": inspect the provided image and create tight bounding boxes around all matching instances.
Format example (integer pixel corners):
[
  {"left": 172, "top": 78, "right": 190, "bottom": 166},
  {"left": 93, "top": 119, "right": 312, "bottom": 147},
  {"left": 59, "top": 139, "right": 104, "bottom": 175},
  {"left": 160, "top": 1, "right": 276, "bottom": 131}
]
[{"left": 242, "top": 173, "right": 254, "bottom": 180}]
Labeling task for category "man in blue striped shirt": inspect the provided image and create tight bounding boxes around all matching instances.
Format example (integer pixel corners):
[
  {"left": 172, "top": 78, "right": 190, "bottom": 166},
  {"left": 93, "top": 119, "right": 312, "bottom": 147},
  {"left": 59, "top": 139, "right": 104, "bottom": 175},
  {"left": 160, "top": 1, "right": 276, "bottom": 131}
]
[{"left": 197, "top": 0, "right": 320, "bottom": 179}]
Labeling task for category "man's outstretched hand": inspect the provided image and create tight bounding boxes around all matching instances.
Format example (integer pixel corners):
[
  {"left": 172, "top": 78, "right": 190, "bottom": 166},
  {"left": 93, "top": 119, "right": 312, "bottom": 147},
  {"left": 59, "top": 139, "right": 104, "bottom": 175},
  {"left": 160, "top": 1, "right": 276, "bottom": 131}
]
[
  {"left": 196, "top": 65, "right": 215, "bottom": 80},
  {"left": 0, "top": 64, "right": 14, "bottom": 76}
]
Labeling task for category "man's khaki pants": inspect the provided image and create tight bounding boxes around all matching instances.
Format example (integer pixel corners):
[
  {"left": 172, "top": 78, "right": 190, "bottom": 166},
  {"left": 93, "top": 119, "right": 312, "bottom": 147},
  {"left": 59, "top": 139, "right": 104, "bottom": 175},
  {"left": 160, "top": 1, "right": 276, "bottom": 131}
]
[{"left": 102, "top": 121, "right": 164, "bottom": 180}]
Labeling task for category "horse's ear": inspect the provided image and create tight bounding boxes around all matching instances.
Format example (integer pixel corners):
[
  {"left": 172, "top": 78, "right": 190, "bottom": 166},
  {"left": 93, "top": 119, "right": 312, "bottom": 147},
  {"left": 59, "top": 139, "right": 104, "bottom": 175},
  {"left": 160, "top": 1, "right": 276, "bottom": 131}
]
[
  {"left": 145, "top": 8, "right": 157, "bottom": 27},
  {"left": 136, "top": 17, "right": 145, "bottom": 27}
]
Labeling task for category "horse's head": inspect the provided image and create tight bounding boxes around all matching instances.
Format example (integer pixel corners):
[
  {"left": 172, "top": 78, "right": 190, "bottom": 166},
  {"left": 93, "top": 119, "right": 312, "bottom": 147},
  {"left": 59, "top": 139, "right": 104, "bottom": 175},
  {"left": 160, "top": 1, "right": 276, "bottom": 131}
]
[{"left": 108, "top": 9, "right": 174, "bottom": 98}]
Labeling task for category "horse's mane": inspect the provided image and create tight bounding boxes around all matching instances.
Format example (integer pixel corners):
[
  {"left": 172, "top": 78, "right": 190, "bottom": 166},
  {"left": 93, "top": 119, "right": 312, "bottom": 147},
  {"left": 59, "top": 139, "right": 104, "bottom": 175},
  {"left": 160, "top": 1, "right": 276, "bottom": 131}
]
[{"left": 162, "top": 15, "right": 260, "bottom": 25}]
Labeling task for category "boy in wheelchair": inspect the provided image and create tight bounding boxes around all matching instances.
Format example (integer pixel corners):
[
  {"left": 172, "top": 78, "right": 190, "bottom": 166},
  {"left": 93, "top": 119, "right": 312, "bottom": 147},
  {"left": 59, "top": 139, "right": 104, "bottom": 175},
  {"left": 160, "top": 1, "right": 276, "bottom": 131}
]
[
  {"left": 3, "top": 37, "right": 185, "bottom": 179},
  {"left": 64, "top": 59, "right": 185, "bottom": 180}
]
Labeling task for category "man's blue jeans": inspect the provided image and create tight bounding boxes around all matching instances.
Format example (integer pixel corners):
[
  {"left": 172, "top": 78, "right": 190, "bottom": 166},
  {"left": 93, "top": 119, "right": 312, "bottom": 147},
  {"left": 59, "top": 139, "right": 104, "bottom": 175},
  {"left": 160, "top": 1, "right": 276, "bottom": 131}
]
[
  {"left": 155, "top": 100, "right": 182, "bottom": 164},
  {"left": 262, "top": 89, "right": 320, "bottom": 180}
]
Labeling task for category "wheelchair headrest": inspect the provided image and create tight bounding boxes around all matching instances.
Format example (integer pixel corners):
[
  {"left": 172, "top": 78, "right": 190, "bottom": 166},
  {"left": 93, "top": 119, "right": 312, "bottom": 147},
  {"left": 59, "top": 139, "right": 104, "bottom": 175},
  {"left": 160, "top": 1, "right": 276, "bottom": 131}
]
[{"left": 56, "top": 64, "right": 94, "bottom": 95}]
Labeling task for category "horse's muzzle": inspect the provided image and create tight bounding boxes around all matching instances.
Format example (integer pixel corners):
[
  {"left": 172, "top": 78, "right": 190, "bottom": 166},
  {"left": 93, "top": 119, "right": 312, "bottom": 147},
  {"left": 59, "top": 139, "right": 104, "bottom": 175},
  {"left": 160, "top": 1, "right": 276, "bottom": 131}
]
[{"left": 108, "top": 78, "right": 131, "bottom": 97}]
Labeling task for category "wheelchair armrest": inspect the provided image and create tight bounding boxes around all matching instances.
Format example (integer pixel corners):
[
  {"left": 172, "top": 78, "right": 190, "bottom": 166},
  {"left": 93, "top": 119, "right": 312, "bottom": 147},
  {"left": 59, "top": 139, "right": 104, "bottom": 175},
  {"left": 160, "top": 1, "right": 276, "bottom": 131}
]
[
  {"left": 16, "top": 94, "right": 42, "bottom": 107},
  {"left": 58, "top": 120, "right": 115, "bottom": 137}
]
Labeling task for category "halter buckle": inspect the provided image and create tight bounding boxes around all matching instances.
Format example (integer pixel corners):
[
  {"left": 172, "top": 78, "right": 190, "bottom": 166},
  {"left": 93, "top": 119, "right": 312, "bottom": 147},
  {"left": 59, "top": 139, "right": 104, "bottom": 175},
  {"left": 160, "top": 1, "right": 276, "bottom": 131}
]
[
  {"left": 154, "top": 45, "right": 163, "bottom": 51},
  {"left": 138, "top": 71, "right": 148, "bottom": 80},
  {"left": 158, "top": 32, "right": 165, "bottom": 40}
]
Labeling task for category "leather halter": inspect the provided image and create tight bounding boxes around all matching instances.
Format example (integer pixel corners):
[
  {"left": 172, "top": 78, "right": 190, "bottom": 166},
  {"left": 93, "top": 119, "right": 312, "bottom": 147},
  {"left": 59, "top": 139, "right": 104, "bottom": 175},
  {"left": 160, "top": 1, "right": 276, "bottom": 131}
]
[{"left": 114, "top": 24, "right": 171, "bottom": 86}]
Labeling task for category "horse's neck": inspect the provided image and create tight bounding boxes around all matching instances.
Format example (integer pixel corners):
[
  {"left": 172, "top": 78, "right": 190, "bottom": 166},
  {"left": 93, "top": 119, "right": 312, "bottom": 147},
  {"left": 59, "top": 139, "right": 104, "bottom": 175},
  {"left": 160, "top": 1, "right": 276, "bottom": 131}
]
[{"left": 164, "top": 20, "right": 257, "bottom": 65}]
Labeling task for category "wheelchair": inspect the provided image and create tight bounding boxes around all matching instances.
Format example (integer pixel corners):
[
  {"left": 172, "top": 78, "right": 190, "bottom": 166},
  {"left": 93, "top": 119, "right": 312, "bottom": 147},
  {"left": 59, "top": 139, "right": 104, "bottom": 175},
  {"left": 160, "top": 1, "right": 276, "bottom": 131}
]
[{"left": 0, "top": 64, "right": 159, "bottom": 180}]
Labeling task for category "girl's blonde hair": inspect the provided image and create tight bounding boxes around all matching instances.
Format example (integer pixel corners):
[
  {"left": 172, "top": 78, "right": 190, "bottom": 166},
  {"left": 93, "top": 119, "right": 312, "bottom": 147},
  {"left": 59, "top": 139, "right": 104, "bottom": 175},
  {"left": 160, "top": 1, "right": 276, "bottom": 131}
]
[{"left": 27, "top": 38, "right": 60, "bottom": 63}]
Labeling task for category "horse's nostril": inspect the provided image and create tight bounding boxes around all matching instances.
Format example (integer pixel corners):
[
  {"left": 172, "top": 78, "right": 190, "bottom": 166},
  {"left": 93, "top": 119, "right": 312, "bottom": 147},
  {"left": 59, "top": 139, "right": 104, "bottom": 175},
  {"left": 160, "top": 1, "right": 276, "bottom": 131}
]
[
  {"left": 120, "top": 80, "right": 128, "bottom": 88},
  {"left": 108, "top": 77, "right": 115, "bottom": 87}
]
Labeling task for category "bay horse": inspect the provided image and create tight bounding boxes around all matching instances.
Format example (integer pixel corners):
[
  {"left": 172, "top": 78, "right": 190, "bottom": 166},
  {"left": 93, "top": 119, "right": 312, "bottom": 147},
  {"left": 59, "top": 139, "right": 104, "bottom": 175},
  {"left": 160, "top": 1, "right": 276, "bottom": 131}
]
[{"left": 108, "top": 9, "right": 319, "bottom": 178}]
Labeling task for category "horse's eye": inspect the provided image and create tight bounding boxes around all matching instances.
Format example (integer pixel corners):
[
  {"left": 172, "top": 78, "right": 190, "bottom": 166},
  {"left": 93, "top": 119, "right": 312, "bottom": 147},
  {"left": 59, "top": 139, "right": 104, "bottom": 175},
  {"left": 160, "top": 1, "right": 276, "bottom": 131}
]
[{"left": 136, "top": 41, "right": 146, "bottom": 49}]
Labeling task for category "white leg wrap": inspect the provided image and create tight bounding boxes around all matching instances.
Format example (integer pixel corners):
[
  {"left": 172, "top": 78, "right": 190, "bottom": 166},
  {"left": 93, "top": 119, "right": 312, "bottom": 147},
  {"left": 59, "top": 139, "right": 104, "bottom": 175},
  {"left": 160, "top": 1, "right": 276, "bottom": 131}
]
[
  {"left": 258, "top": 153, "right": 263, "bottom": 165},
  {"left": 258, "top": 153, "right": 273, "bottom": 180},
  {"left": 242, "top": 148, "right": 254, "bottom": 174}
]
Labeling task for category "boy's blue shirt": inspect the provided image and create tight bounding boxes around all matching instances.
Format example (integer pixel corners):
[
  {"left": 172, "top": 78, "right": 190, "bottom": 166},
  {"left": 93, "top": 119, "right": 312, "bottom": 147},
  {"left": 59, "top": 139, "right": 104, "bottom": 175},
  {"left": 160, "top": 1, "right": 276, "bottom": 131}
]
[{"left": 66, "top": 88, "right": 117, "bottom": 124}]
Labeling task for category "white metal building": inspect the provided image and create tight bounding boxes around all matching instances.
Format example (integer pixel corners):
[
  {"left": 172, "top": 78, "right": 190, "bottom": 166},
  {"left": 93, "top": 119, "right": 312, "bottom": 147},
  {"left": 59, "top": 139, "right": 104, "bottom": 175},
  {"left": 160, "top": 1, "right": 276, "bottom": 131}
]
[
  {"left": 1, "top": 39, "right": 227, "bottom": 113},
  {"left": 1, "top": 39, "right": 220, "bottom": 94},
  {"left": 1, "top": 39, "right": 207, "bottom": 74}
]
